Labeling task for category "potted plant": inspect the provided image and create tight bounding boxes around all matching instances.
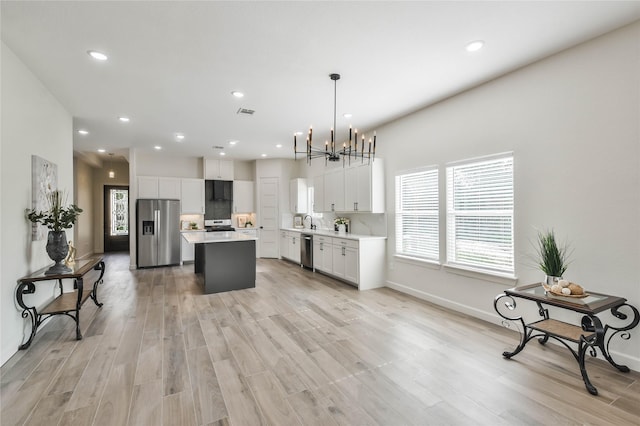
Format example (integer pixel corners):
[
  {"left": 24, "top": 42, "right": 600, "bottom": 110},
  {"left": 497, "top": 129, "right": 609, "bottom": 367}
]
[
  {"left": 27, "top": 190, "right": 82, "bottom": 274},
  {"left": 534, "top": 229, "right": 570, "bottom": 286},
  {"left": 334, "top": 217, "right": 348, "bottom": 233}
]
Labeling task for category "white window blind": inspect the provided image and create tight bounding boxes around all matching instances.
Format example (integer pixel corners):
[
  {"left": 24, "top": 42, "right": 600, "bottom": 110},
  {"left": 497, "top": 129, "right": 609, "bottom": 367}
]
[
  {"left": 446, "top": 155, "right": 514, "bottom": 274},
  {"left": 395, "top": 168, "right": 439, "bottom": 261}
]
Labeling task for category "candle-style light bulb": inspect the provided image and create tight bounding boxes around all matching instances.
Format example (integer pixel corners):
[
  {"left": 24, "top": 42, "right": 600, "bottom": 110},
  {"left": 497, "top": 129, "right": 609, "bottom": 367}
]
[{"left": 373, "top": 131, "right": 377, "bottom": 154}]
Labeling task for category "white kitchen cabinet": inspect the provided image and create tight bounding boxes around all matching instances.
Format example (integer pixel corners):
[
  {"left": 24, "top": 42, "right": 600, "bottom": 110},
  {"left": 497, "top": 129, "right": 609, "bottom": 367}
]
[
  {"left": 280, "top": 230, "right": 301, "bottom": 264},
  {"left": 233, "top": 180, "right": 254, "bottom": 213},
  {"left": 138, "top": 176, "right": 159, "bottom": 198},
  {"left": 289, "top": 178, "right": 308, "bottom": 214},
  {"left": 313, "top": 235, "right": 385, "bottom": 290},
  {"left": 324, "top": 168, "right": 344, "bottom": 212},
  {"left": 331, "top": 238, "right": 358, "bottom": 285},
  {"left": 138, "top": 176, "right": 181, "bottom": 200},
  {"left": 343, "top": 160, "right": 384, "bottom": 213},
  {"left": 280, "top": 230, "right": 289, "bottom": 259},
  {"left": 313, "top": 175, "right": 324, "bottom": 213},
  {"left": 313, "top": 235, "right": 333, "bottom": 273},
  {"left": 204, "top": 158, "right": 234, "bottom": 180},
  {"left": 158, "top": 177, "right": 181, "bottom": 199},
  {"left": 288, "top": 232, "right": 301, "bottom": 264},
  {"left": 180, "top": 178, "right": 205, "bottom": 214}
]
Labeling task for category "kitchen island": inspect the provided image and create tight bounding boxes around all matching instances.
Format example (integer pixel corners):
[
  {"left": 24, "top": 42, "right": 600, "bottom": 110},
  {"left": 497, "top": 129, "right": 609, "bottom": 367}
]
[{"left": 181, "top": 231, "right": 257, "bottom": 294}]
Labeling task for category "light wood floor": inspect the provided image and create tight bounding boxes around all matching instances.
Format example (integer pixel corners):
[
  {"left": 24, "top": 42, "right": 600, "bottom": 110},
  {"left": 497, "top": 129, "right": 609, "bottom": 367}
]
[{"left": 2, "top": 253, "right": 639, "bottom": 425}]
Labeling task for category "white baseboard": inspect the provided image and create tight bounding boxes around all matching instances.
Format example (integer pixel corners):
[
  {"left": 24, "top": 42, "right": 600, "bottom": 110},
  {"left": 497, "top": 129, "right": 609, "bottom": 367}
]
[{"left": 385, "top": 280, "right": 640, "bottom": 372}]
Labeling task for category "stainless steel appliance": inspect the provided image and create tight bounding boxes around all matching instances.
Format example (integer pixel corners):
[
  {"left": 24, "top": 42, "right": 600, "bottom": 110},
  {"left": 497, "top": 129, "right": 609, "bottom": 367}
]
[
  {"left": 137, "top": 199, "right": 181, "bottom": 268},
  {"left": 204, "top": 219, "right": 235, "bottom": 232},
  {"left": 301, "top": 234, "right": 313, "bottom": 269}
]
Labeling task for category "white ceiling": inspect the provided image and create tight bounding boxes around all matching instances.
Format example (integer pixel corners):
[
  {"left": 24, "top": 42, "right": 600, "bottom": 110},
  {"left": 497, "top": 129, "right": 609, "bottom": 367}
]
[{"left": 3, "top": 1, "right": 640, "bottom": 162}]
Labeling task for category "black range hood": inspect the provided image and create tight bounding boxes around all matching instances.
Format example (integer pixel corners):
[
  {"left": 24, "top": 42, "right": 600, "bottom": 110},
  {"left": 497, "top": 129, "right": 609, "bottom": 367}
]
[{"left": 209, "top": 180, "right": 233, "bottom": 201}]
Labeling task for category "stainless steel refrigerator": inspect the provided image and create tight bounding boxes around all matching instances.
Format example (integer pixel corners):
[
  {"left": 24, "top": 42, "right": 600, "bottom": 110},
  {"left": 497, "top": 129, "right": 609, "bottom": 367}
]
[{"left": 137, "top": 199, "right": 181, "bottom": 268}]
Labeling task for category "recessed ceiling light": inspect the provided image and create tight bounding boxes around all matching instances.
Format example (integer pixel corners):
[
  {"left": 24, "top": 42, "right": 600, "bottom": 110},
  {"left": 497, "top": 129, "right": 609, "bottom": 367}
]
[
  {"left": 87, "top": 50, "right": 108, "bottom": 61},
  {"left": 261, "top": 154, "right": 267, "bottom": 157},
  {"left": 77, "top": 129, "right": 89, "bottom": 135},
  {"left": 97, "top": 148, "right": 106, "bottom": 153},
  {"left": 343, "top": 113, "right": 352, "bottom": 119},
  {"left": 118, "top": 116, "right": 130, "bottom": 122},
  {"left": 154, "top": 145, "right": 162, "bottom": 150},
  {"left": 175, "top": 133, "right": 185, "bottom": 141},
  {"left": 231, "top": 91, "right": 244, "bottom": 98},
  {"left": 229, "top": 140, "right": 238, "bottom": 145},
  {"left": 465, "top": 40, "right": 485, "bottom": 52},
  {"left": 276, "top": 144, "right": 283, "bottom": 148},
  {"left": 219, "top": 152, "right": 226, "bottom": 156}
]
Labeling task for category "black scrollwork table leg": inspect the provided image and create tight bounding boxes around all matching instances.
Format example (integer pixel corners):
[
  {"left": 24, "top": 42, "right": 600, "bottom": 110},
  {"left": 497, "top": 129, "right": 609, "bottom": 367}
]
[
  {"left": 494, "top": 293, "right": 531, "bottom": 358},
  {"left": 16, "top": 281, "right": 39, "bottom": 350},
  {"left": 581, "top": 303, "right": 640, "bottom": 374},
  {"left": 90, "top": 260, "right": 105, "bottom": 307}
]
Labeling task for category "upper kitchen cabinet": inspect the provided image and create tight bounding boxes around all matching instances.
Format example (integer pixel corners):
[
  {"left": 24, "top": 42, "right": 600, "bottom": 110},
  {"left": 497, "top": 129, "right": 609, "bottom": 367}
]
[
  {"left": 158, "top": 177, "right": 181, "bottom": 199},
  {"left": 181, "top": 179, "right": 205, "bottom": 214},
  {"left": 343, "top": 159, "right": 384, "bottom": 213},
  {"left": 313, "top": 175, "right": 324, "bottom": 213},
  {"left": 233, "top": 180, "right": 254, "bottom": 213},
  {"left": 138, "top": 176, "right": 181, "bottom": 199},
  {"left": 289, "top": 178, "right": 308, "bottom": 214},
  {"left": 324, "top": 168, "right": 345, "bottom": 212},
  {"left": 204, "top": 158, "right": 234, "bottom": 180}
]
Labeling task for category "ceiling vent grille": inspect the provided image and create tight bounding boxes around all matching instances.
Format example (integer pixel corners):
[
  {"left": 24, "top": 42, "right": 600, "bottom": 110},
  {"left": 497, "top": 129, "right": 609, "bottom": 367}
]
[{"left": 237, "top": 108, "right": 255, "bottom": 115}]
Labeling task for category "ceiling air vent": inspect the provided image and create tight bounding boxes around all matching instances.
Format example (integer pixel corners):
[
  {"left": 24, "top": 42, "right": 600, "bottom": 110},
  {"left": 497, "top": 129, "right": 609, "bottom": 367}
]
[{"left": 237, "top": 108, "right": 255, "bottom": 115}]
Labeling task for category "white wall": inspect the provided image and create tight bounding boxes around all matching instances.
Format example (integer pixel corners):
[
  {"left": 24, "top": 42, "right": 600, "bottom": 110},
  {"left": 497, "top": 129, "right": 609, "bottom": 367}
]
[
  {"left": 1, "top": 43, "right": 74, "bottom": 365},
  {"left": 379, "top": 22, "right": 640, "bottom": 369}
]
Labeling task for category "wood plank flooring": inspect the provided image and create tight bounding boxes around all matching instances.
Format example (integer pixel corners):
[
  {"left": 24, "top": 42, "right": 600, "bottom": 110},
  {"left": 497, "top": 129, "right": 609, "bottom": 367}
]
[{"left": 2, "top": 253, "right": 639, "bottom": 425}]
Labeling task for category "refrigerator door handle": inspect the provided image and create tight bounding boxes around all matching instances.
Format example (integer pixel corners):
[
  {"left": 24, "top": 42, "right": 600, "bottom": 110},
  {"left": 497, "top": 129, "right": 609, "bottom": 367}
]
[{"left": 155, "top": 209, "right": 160, "bottom": 236}]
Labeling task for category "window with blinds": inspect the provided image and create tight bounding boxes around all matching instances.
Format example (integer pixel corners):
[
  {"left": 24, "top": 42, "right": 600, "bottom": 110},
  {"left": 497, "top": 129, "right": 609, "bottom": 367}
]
[
  {"left": 395, "top": 167, "right": 439, "bottom": 261},
  {"left": 446, "top": 154, "right": 514, "bottom": 274}
]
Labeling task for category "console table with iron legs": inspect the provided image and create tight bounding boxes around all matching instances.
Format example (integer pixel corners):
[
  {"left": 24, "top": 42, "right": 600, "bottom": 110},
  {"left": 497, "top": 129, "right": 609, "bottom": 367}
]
[
  {"left": 494, "top": 283, "right": 638, "bottom": 395},
  {"left": 16, "top": 256, "right": 105, "bottom": 350}
]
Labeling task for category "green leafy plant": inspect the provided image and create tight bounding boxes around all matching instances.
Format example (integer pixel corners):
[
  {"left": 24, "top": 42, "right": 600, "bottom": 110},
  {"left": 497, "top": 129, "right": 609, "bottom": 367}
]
[
  {"left": 535, "top": 229, "right": 570, "bottom": 277},
  {"left": 27, "top": 190, "right": 83, "bottom": 232}
]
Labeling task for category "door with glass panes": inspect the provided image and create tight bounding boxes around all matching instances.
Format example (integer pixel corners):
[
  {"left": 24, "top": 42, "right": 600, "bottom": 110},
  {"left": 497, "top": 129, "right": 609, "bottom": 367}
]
[{"left": 104, "top": 185, "right": 129, "bottom": 252}]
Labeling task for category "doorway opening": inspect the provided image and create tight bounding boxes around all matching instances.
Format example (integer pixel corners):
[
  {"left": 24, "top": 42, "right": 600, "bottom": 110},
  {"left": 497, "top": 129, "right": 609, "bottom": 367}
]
[{"left": 104, "top": 185, "right": 130, "bottom": 252}]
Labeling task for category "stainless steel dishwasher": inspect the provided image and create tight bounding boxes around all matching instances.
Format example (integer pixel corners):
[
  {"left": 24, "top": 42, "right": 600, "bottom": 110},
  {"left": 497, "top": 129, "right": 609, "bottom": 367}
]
[{"left": 301, "top": 234, "right": 313, "bottom": 269}]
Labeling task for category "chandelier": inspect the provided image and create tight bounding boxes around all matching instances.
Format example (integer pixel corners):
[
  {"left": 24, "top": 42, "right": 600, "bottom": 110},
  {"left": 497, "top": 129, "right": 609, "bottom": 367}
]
[{"left": 294, "top": 73, "right": 376, "bottom": 166}]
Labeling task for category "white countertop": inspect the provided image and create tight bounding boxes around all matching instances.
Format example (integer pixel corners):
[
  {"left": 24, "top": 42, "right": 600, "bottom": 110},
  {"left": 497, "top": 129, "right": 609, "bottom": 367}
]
[
  {"left": 280, "top": 228, "right": 386, "bottom": 241},
  {"left": 180, "top": 229, "right": 206, "bottom": 233},
  {"left": 182, "top": 231, "right": 258, "bottom": 244}
]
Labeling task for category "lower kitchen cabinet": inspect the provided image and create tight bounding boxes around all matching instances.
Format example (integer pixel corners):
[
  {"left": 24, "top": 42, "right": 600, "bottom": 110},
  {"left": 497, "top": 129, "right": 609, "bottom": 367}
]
[
  {"left": 316, "top": 235, "right": 385, "bottom": 290},
  {"left": 332, "top": 239, "right": 359, "bottom": 285},
  {"left": 313, "top": 235, "right": 333, "bottom": 273},
  {"left": 280, "top": 230, "right": 301, "bottom": 264}
]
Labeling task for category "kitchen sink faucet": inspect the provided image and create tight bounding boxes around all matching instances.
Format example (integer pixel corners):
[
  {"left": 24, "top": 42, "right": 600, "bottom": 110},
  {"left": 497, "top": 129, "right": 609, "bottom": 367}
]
[{"left": 303, "top": 215, "right": 316, "bottom": 230}]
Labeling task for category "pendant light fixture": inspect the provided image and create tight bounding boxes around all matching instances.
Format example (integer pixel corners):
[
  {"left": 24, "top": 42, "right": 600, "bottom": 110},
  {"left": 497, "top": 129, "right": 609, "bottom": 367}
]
[
  {"left": 108, "top": 153, "right": 115, "bottom": 179},
  {"left": 294, "top": 73, "right": 377, "bottom": 166}
]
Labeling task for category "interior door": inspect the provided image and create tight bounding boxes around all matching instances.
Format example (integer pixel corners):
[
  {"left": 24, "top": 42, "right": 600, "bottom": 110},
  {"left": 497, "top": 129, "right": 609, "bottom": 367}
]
[
  {"left": 104, "top": 185, "right": 130, "bottom": 252},
  {"left": 259, "top": 177, "right": 279, "bottom": 258}
]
